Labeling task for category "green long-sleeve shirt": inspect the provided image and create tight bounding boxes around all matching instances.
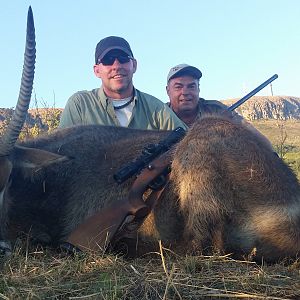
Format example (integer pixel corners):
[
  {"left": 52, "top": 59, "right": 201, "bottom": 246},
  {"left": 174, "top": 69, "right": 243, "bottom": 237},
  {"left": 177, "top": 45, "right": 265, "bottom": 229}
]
[{"left": 59, "top": 87, "right": 187, "bottom": 131}]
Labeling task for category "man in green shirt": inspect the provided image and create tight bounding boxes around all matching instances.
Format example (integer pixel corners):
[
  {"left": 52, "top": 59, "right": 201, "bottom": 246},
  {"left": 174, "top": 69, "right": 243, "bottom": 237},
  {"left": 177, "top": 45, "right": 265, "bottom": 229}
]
[{"left": 59, "top": 36, "right": 186, "bottom": 131}]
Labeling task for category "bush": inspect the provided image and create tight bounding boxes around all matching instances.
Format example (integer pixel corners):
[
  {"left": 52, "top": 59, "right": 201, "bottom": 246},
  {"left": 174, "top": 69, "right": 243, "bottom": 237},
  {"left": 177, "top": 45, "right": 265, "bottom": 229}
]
[{"left": 0, "top": 104, "right": 62, "bottom": 140}]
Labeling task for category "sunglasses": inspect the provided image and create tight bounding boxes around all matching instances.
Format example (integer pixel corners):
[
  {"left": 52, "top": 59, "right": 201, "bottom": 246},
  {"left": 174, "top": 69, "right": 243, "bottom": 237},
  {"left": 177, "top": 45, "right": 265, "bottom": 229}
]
[{"left": 99, "top": 55, "right": 133, "bottom": 66}]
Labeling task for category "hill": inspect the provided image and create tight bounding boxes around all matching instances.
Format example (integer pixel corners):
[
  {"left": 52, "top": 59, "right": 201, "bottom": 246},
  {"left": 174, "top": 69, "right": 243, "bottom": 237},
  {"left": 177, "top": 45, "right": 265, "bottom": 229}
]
[
  {"left": 1, "top": 96, "right": 300, "bottom": 126},
  {"left": 221, "top": 95, "right": 300, "bottom": 120}
]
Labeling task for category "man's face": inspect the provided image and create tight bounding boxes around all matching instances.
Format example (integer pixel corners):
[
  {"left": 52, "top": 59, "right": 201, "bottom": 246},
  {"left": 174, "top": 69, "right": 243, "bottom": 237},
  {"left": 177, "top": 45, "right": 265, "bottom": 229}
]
[
  {"left": 93, "top": 49, "right": 137, "bottom": 98},
  {"left": 166, "top": 75, "right": 200, "bottom": 114}
]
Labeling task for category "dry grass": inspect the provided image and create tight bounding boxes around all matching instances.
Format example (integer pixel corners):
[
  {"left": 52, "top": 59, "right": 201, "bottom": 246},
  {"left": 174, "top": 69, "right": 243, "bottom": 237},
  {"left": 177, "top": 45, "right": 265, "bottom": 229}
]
[{"left": 1, "top": 241, "right": 300, "bottom": 299}]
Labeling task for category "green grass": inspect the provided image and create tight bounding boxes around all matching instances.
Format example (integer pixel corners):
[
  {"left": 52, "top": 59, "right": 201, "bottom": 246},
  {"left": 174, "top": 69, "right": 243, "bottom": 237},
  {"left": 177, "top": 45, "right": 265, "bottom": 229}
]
[{"left": 285, "top": 153, "right": 300, "bottom": 179}]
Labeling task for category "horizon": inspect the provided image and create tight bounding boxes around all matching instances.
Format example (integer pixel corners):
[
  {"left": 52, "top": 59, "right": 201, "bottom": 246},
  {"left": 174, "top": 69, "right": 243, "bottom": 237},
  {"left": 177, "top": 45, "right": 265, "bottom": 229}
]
[
  {"left": 2, "top": 95, "right": 300, "bottom": 111},
  {"left": 1, "top": 1, "right": 300, "bottom": 109}
]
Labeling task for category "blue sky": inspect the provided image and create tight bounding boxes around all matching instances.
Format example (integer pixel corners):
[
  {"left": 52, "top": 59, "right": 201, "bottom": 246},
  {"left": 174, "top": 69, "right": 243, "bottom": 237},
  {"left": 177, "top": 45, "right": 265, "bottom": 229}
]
[{"left": 1, "top": 0, "right": 299, "bottom": 108}]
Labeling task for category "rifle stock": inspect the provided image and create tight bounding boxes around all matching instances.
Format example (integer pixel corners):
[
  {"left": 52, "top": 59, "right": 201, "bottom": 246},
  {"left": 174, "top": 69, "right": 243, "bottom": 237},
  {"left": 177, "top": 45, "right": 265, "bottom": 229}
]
[{"left": 66, "top": 197, "right": 149, "bottom": 252}]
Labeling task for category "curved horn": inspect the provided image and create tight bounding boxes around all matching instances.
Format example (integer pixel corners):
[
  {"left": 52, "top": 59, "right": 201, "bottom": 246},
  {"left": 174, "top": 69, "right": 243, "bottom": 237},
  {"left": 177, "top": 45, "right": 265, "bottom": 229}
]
[{"left": 0, "top": 6, "right": 36, "bottom": 156}]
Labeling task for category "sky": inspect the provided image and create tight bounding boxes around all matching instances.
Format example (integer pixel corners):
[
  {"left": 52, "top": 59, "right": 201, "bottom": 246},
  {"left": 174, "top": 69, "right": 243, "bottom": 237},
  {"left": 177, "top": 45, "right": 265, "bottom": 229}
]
[{"left": 1, "top": 0, "right": 299, "bottom": 108}]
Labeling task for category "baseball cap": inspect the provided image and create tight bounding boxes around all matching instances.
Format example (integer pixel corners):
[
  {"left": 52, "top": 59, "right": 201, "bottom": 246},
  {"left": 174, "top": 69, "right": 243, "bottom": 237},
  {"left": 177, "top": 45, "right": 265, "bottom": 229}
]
[
  {"left": 95, "top": 36, "right": 134, "bottom": 64},
  {"left": 167, "top": 64, "right": 202, "bottom": 82}
]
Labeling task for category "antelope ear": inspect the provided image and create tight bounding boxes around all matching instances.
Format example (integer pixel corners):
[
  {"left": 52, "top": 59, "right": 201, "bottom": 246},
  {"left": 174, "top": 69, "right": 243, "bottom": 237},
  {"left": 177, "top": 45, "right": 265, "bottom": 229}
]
[{"left": 13, "top": 145, "right": 69, "bottom": 169}]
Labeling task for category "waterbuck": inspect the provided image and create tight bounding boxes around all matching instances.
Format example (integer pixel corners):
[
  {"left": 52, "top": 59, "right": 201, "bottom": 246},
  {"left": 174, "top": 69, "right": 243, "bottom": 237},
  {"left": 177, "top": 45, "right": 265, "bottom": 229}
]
[{"left": 1, "top": 7, "right": 300, "bottom": 262}]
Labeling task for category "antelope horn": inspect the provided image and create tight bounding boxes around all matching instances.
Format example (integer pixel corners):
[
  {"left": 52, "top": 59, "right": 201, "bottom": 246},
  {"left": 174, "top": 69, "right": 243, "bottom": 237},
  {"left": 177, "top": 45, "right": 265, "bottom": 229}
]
[{"left": 0, "top": 6, "right": 36, "bottom": 156}]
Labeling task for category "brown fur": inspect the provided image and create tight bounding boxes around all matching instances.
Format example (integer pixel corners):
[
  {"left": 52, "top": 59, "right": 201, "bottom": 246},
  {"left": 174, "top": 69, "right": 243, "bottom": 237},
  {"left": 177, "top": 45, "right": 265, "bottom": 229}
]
[
  {"left": 1, "top": 114, "right": 300, "bottom": 262},
  {"left": 171, "top": 114, "right": 300, "bottom": 261}
]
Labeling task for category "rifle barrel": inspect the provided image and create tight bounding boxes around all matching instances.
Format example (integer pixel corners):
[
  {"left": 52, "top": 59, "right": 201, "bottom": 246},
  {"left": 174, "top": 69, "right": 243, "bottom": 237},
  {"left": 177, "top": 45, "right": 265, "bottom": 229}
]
[{"left": 229, "top": 74, "right": 278, "bottom": 111}]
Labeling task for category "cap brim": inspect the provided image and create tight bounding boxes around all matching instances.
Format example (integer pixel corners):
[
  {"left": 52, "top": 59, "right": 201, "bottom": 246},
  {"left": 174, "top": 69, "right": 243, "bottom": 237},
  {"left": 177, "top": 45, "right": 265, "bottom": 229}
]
[{"left": 97, "top": 46, "right": 132, "bottom": 61}]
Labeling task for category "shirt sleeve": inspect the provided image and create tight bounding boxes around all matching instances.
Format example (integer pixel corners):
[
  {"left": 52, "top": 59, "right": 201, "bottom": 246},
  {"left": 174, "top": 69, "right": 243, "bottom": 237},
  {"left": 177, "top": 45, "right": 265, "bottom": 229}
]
[
  {"left": 59, "top": 94, "right": 83, "bottom": 128},
  {"left": 158, "top": 105, "right": 188, "bottom": 131}
]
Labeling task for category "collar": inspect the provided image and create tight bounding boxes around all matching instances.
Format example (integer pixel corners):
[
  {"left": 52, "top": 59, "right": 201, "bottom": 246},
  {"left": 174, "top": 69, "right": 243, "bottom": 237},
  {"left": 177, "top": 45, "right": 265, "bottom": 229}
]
[
  {"left": 112, "top": 97, "right": 134, "bottom": 110},
  {"left": 98, "top": 86, "right": 138, "bottom": 108}
]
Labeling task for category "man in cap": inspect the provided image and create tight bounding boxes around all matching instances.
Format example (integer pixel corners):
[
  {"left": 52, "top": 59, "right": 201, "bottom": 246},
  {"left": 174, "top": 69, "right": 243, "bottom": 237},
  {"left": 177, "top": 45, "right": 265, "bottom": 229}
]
[
  {"left": 166, "top": 64, "right": 230, "bottom": 127},
  {"left": 59, "top": 36, "right": 186, "bottom": 130}
]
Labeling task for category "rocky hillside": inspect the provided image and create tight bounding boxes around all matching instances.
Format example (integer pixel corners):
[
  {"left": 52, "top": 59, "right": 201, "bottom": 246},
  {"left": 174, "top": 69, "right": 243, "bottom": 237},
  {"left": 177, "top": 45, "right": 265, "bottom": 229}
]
[
  {"left": 222, "top": 96, "right": 300, "bottom": 120},
  {"left": 1, "top": 97, "right": 300, "bottom": 128}
]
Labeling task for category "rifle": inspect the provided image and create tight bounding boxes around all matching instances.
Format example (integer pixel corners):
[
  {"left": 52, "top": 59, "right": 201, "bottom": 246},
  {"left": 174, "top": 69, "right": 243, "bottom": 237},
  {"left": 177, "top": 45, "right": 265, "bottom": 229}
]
[
  {"left": 113, "top": 73, "right": 279, "bottom": 186},
  {"left": 65, "top": 74, "right": 279, "bottom": 253},
  {"left": 228, "top": 74, "right": 278, "bottom": 111},
  {"left": 113, "top": 126, "right": 186, "bottom": 184}
]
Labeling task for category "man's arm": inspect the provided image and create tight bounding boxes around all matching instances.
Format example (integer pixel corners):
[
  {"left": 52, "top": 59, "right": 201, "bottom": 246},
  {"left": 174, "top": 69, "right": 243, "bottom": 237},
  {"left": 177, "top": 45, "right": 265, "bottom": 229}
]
[{"left": 59, "top": 94, "right": 83, "bottom": 128}]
